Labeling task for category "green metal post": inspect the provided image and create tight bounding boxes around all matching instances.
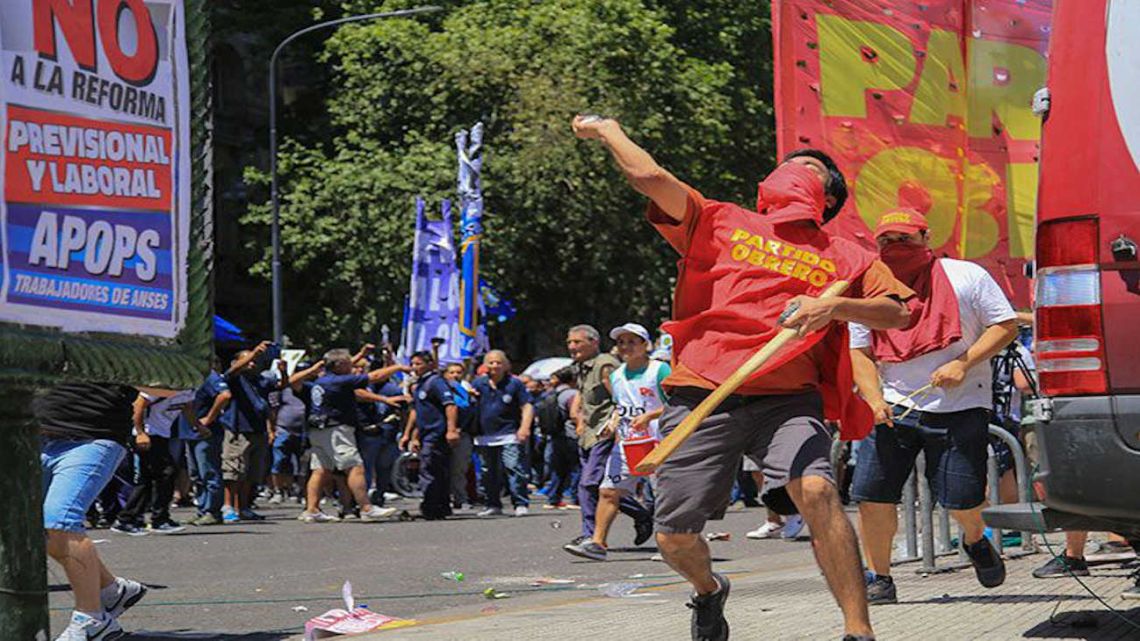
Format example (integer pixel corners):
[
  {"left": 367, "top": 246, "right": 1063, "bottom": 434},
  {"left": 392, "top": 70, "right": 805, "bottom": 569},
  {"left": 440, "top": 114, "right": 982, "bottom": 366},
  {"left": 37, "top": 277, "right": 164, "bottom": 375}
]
[{"left": 0, "top": 385, "right": 48, "bottom": 639}]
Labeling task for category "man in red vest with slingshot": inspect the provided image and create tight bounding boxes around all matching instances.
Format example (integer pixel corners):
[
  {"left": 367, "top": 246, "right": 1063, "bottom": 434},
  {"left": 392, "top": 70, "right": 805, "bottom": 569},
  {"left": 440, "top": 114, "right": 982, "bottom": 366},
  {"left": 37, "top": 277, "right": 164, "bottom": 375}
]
[{"left": 573, "top": 114, "right": 914, "bottom": 641}]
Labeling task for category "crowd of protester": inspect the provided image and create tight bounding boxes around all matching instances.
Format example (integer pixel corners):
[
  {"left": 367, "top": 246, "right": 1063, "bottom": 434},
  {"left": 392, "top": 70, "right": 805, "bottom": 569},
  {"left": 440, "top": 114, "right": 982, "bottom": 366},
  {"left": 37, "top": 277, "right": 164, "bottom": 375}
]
[{"left": 37, "top": 241, "right": 1140, "bottom": 640}]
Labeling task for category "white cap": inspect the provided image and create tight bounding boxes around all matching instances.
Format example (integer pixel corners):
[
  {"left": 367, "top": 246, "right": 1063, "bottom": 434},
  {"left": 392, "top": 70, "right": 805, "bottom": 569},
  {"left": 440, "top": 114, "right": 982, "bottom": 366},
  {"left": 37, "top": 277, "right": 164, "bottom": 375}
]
[{"left": 609, "top": 322, "right": 652, "bottom": 344}]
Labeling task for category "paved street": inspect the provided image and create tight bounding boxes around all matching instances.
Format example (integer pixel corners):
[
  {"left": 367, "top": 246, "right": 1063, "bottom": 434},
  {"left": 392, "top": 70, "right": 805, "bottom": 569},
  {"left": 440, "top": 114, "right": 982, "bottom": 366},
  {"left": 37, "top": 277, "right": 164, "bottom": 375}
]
[{"left": 49, "top": 498, "right": 1140, "bottom": 640}]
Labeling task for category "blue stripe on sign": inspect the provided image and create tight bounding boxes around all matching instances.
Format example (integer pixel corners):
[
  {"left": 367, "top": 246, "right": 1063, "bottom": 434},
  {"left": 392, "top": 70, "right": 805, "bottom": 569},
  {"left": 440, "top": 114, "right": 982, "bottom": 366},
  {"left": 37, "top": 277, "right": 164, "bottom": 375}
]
[
  {"left": 5, "top": 225, "right": 173, "bottom": 275},
  {"left": 7, "top": 270, "right": 173, "bottom": 314}
]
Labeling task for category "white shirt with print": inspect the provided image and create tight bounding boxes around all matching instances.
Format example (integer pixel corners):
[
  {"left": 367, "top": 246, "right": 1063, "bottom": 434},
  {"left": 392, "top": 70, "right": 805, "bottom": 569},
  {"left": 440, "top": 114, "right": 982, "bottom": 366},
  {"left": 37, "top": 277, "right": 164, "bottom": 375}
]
[{"left": 850, "top": 258, "right": 1016, "bottom": 413}]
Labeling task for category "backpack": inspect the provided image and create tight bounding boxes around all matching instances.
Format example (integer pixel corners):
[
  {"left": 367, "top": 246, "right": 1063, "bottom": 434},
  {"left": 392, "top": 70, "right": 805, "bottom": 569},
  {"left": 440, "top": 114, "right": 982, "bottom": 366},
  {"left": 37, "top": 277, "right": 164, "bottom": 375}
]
[{"left": 536, "top": 391, "right": 567, "bottom": 437}]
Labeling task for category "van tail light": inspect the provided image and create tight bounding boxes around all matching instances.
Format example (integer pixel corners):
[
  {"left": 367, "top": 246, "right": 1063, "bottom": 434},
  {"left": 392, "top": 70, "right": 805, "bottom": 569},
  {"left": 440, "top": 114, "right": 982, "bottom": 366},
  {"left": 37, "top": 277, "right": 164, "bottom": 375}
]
[{"left": 1035, "top": 219, "right": 1108, "bottom": 396}]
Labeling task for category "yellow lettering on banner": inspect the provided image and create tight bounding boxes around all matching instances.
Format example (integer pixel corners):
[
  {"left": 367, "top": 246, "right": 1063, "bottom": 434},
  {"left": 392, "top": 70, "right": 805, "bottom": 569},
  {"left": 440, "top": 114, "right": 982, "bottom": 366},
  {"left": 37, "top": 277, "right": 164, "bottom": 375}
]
[
  {"left": 801, "top": 252, "right": 820, "bottom": 266},
  {"left": 960, "top": 161, "right": 1001, "bottom": 258},
  {"left": 1006, "top": 163, "right": 1038, "bottom": 259},
  {"left": 817, "top": 14, "right": 917, "bottom": 118},
  {"left": 854, "top": 147, "right": 958, "bottom": 249},
  {"left": 764, "top": 255, "right": 782, "bottom": 271},
  {"left": 779, "top": 258, "right": 797, "bottom": 275},
  {"left": 791, "top": 263, "right": 812, "bottom": 281},
  {"left": 765, "top": 240, "right": 781, "bottom": 255},
  {"left": 910, "top": 29, "right": 967, "bottom": 126},
  {"left": 748, "top": 250, "right": 765, "bottom": 266},
  {"left": 808, "top": 270, "right": 829, "bottom": 286},
  {"left": 730, "top": 229, "right": 750, "bottom": 242},
  {"left": 731, "top": 244, "right": 751, "bottom": 261},
  {"left": 747, "top": 235, "right": 765, "bottom": 250},
  {"left": 820, "top": 259, "right": 837, "bottom": 273},
  {"left": 968, "top": 39, "right": 1047, "bottom": 140}
]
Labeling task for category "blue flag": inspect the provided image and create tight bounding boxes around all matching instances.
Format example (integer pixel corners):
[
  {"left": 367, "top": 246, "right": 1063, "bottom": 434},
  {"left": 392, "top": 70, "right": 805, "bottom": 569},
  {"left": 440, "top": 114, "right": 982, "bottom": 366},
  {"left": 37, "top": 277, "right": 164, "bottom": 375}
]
[
  {"left": 457, "top": 123, "right": 484, "bottom": 358},
  {"left": 399, "top": 198, "right": 464, "bottom": 364}
]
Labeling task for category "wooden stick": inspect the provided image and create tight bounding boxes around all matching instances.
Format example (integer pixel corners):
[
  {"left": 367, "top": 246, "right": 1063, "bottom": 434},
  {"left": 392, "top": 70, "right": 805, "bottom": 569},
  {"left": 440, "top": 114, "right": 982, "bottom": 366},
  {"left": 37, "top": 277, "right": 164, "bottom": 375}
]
[{"left": 635, "top": 280, "right": 851, "bottom": 474}]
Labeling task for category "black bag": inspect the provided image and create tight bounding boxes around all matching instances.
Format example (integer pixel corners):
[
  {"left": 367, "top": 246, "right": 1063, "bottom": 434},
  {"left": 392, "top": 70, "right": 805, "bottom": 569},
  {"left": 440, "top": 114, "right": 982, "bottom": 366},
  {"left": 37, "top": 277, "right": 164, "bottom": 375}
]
[{"left": 536, "top": 391, "right": 566, "bottom": 437}]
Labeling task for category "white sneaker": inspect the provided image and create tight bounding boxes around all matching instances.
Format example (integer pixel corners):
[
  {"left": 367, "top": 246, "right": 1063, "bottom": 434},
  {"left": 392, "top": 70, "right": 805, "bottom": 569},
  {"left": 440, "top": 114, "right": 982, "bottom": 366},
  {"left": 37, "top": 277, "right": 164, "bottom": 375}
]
[
  {"left": 361, "top": 506, "right": 399, "bottom": 521},
  {"left": 514, "top": 506, "right": 530, "bottom": 517},
  {"left": 477, "top": 507, "right": 503, "bottom": 517},
  {"left": 299, "top": 511, "right": 340, "bottom": 523},
  {"left": 383, "top": 492, "right": 401, "bottom": 502},
  {"left": 746, "top": 521, "right": 785, "bottom": 540},
  {"left": 55, "top": 611, "right": 121, "bottom": 641},
  {"left": 101, "top": 577, "right": 147, "bottom": 619},
  {"left": 781, "top": 514, "right": 807, "bottom": 540},
  {"left": 268, "top": 492, "right": 284, "bottom": 505}
]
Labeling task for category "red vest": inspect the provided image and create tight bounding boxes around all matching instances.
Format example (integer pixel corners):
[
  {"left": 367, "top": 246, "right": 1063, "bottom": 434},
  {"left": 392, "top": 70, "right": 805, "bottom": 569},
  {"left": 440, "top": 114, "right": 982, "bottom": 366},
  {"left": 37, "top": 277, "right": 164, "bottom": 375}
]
[{"left": 663, "top": 200, "right": 878, "bottom": 439}]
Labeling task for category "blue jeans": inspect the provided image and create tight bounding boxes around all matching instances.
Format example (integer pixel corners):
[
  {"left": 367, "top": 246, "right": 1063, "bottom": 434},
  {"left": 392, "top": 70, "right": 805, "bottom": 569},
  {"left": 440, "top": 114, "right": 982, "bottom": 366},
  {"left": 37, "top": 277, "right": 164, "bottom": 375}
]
[
  {"left": 544, "top": 435, "right": 578, "bottom": 505},
  {"left": 478, "top": 442, "right": 530, "bottom": 509},
  {"left": 42, "top": 438, "right": 126, "bottom": 533},
  {"left": 358, "top": 430, "right": 400, "bottom": 504},
  {"left": 189, "top": 430, "right": 224, "bottom": 517}
]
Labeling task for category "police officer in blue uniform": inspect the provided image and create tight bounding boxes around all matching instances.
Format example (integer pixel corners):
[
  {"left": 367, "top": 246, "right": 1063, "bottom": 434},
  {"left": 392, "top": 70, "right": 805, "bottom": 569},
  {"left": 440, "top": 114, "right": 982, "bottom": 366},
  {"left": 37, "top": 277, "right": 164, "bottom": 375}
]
[{"left": 404, "top": 351, "right": 460, "bottom": 520}]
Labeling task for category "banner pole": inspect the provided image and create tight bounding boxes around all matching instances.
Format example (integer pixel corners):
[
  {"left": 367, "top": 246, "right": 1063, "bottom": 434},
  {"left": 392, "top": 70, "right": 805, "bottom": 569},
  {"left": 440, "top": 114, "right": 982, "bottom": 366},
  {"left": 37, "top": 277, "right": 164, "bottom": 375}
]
[{"left": 0, "top": 386, "right": 49, "bottom": 639}]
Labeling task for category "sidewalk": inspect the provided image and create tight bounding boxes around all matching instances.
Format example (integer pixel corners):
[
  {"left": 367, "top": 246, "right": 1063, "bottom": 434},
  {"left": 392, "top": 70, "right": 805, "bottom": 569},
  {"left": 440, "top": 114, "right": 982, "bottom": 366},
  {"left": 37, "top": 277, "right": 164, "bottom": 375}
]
[{"left": 356, "top": 546, "right": 1140, "bottom": 640}]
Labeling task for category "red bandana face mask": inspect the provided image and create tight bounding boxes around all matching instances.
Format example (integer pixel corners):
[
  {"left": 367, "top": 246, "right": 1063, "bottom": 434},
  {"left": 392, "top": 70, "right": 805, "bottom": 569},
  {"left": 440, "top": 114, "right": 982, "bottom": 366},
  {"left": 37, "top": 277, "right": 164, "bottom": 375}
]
[
  {"left": 879, "top": 241, "right": 935, "bottom": 288},
  {"left": 756, "top": 162, "right": 827, "bottom": 226}
]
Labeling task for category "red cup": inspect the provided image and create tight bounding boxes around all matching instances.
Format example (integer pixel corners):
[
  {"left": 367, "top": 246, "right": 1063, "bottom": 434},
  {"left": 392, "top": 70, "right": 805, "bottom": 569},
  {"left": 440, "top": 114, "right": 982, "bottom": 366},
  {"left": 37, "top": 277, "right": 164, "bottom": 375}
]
[{"left": 623, "top": 436, "right": 658, "bottom": 476}]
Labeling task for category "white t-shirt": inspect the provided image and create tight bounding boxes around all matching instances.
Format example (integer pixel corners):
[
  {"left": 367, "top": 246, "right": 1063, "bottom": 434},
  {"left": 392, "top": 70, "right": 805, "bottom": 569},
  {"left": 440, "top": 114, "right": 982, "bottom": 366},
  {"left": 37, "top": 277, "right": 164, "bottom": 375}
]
[{"left": 850, "top": 258, "right": 1016, "bottom": 413}]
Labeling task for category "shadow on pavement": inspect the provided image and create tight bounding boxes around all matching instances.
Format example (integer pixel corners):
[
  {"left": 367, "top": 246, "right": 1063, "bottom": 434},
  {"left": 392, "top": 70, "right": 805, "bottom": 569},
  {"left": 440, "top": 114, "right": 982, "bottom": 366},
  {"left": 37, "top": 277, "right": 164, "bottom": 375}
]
[
  {"left": 902, "top": 593, "right": 1098, "bottom": 606},
  {"left": 127, "top": 630, "right": 297, "bottom": 640},
  {"left": 1021, "top": 607, "right": 1140, "bottom": 638}
]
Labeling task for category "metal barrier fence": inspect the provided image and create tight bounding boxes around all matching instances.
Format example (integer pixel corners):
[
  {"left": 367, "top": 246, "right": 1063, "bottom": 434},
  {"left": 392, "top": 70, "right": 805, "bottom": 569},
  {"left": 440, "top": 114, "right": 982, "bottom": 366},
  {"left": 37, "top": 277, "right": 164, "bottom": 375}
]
[{"left": 834, "top": 424, "right": 1037, "bottom": 574}]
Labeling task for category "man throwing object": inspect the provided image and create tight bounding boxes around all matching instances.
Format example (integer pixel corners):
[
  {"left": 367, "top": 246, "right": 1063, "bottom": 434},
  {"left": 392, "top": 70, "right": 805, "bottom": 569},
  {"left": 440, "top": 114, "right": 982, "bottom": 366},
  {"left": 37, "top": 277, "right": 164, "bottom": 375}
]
[{"left": 573, "top": 115, "right": 912, "bottom": 641}]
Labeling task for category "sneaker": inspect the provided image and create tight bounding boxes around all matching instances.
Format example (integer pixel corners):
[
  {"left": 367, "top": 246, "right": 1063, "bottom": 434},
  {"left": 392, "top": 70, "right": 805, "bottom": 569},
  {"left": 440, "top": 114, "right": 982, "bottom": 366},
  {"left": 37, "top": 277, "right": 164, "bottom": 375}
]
[
  {"left": 239, "top": 509, "right": 266, "bottom": 521},
  {"left": 190, "top": 513, "right": 222, "bottom": 526},
  {"left": 478, "top": 507, "right": 503, "bottom": 517},
  {"left": 223, "top": 512, "right": 241, "bottom": 523},
  {"left": 865, "top": 574, "right": 897, "bottom": 605},
  {"left": 110, "top": 522, "right": 148, "bottom": 537},
  {"left": 780, "top": 514, "right": 807, "bottom": 540},
  {"left": 543, "top": 502, "right": 565, "bottom": 510},
  {"left": 650, "top": 553, "right": 665, "bottom": 562},
  {"left": 563, "top": 540, "right": 608, "bottom": 561},
  {"left": 299, "top": 511, "right": 340, "bottom": 523},
  {"left": 514, "top": 506, "right": 530, "bottom": 517},
  {"left": 361, "top": 506, "right": 399, "bottom": 521},
  {"left": 340, "top": 511, "right": 359, "bottom": 521},
  {"left": 1032, "top": 554, "right": 1090, "bottom": 578},
  {"left": 268, "top": 492, "right": 284, "bottom": 505},
  {"left": 102, "top": 577, "right": 148, "bottom": 619},
  {"left": 563, "top": 502, "right": 581, "bottom": 510},
  {"left": 746, "top": 521, "right": 785, "bottom": 540},
  {"left": 965, "top": 536, "right": 1006, "bottom": 588},
  {"left": 686, "top": 572, "right": 730, "bottom": 641},
  {"left": 148, "top": 520, "right": 185, "bottom": 534},
  {"left": 634, "top": 518, "right": 654, "bottom": 546},
  {"left": 1087, "top": 540, "right": 1137, "bottom": 563},
  {"left": 55, "top": 611, "right": 122, "bottom": 641},
  {"left": 383, "top": 492, "right": 401, "bottom": 502}
]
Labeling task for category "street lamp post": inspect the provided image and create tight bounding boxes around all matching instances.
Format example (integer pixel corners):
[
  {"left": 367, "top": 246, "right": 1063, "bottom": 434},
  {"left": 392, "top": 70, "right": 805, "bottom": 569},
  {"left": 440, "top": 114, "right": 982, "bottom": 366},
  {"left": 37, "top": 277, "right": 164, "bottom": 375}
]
[{"left": 269, "top": 6, "right": 442, "bottom": 343}]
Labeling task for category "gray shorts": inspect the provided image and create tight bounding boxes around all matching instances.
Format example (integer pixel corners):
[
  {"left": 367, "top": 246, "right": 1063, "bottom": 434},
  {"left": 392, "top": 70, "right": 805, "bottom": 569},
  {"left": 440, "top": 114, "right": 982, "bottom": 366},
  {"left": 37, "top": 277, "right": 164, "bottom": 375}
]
[
  {"left": 654, "top": 389, "right": 834, "bottom": 534},
  {"left": 309, "top": 422, "right": 363, "bottom": 472}
]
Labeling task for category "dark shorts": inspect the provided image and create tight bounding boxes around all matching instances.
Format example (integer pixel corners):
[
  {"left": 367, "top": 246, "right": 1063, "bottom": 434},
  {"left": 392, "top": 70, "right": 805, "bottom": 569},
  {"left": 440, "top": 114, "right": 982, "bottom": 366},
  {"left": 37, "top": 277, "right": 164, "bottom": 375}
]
[
  {"left": 850, "top": 406, "right": 990, "bottom": 510},
  {"left": 654, "top": 389, "right": 833, "bottom": 534}
]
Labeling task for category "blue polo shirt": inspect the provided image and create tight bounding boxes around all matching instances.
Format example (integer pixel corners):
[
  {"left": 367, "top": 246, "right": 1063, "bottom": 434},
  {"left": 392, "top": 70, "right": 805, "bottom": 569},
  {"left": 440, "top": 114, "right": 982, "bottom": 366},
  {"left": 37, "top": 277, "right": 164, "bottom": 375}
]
[
  {"left": 182, "top": 371, "right": 229, "bottom": 440},
  {"left": 222, "top": 372, "right": 272, "bottom": 434},
  {"left": 375, "top": 381, "right": 404, "bottom": 422},
  {"left": 413, "top": 373, "right": 455, "bottom": 441},
  {"left": 473, "top": 375, "right": 528, "bottom": 439},
  {"left": 311, "top": 373, "right": 370, "bottom": 426}
]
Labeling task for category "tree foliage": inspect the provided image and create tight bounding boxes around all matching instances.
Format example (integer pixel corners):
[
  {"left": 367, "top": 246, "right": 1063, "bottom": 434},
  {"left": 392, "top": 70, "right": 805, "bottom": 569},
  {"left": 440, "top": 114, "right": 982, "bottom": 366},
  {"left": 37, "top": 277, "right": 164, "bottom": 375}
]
[{"left": 244, "top": 0, "right": 775, "bottom": 355}]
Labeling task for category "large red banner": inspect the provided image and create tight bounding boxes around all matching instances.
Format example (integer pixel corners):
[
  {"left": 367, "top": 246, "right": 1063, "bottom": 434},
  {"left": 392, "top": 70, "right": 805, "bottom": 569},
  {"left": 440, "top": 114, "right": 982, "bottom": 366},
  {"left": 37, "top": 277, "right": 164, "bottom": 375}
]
[{"left": 773, "top": 0, "right": 1052, "bottom": 305}]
